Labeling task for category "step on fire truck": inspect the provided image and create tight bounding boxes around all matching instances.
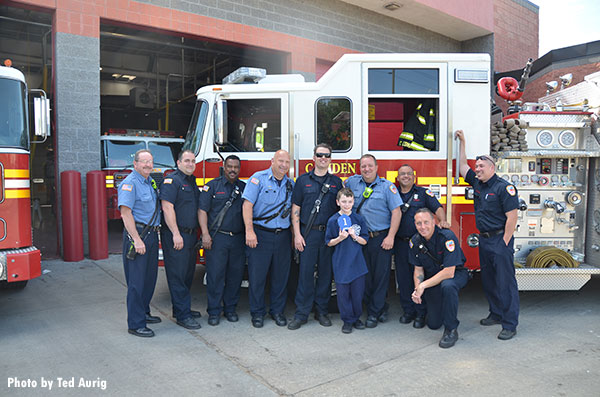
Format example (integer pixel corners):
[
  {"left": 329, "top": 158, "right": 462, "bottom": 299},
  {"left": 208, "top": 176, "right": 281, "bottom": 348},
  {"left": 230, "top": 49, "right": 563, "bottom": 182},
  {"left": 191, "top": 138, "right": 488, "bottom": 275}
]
[
  {"left": 182, "top": 53, "right": 600, "bottom": 291},
  {"left": 0, "top": 62, "right": 50, "bottom": 288},
  {"left": 101, "top": 129, "right": 184, "bottom": 219}
]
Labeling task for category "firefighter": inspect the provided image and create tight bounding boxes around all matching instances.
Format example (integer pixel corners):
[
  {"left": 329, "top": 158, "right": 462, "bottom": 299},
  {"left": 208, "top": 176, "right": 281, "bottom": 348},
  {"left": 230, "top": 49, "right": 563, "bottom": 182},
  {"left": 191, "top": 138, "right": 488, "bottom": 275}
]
[
  {"left": 456, "top": 130, "right": 520, "bottom": 340},
  {"left": 398, "top": 99, "right": 436, "bottom": 151},
  {"left": 409, "top": 208, "right": 469, "bottom": 348},
  {"left": 159, "top": 150, "right": 202, "bottom": 330},
  {"left": 344, "top": 154, "right": 402, "bottom": 328},
  {"left": 288, "top": 143, "right": 342, "bottom": 330},
  {"left": 242, "top": 150, "right": 294, "bottom": 328},
  {"left": 199, "top": 155, "right": 246, "bottom": 326},
  {"left": 395, "top": 164, "right": 449, "bottom": 328},
  {"left": 118, "top": 149, "right": 161, "bottom": 337}
]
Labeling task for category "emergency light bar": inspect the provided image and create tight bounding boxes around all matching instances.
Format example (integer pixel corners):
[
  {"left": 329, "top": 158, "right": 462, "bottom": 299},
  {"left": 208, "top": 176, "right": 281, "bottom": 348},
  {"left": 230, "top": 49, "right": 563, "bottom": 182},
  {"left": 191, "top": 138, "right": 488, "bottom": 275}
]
[{"left": 223, "top": 67, "right": 266, "bottom": 84}]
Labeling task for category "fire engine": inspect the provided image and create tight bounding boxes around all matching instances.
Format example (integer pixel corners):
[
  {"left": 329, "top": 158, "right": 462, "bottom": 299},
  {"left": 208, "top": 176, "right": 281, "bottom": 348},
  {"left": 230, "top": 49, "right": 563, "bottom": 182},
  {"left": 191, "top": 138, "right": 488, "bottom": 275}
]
[
  {"left": 101, "top": 129, "right": 184, "bottom": 219},
  {"left": 0, "top": 62, "right": 50, "bottom": 288},
  {"left": 182, "top": 53, "right": 600, "bottom": 291}
]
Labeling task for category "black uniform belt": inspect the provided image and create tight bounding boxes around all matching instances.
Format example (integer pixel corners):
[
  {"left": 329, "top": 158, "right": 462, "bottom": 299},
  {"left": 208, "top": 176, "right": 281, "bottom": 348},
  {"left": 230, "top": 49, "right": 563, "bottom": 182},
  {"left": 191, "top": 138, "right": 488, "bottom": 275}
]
[
  {"left": 398, "top": 236, "right": 411, "bottom": 241},
  {"left": 310, "top": 224, "right": 327, "bottom": 232},
  {"left": 135, "top": 222, "right": 160, "bottom": 232},
  {"left": 217, "top": 230, "right": 242, "bottom": 236},
  {"left": 368, "top": 228, "right": 389, "bottom": 238},
  {"left": 480, "top": 229, "right": 504, "bottom": 238},
  {"left": 254, "top": 224, "right": 288, "bottom": 234},
  {"left": 178, "top": 227, "right": 197, "bottom": 235}
]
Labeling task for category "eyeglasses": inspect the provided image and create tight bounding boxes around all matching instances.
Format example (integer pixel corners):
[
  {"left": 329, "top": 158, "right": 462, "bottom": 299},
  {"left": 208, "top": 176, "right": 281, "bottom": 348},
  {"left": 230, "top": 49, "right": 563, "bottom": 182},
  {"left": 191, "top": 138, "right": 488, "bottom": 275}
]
[
  {"left": 135, "top": 159, "right": 153, "bottom": 164},
  {"left": 315, "top": 152, "right": 331, "bottom": 158},
  {"left": 475, "top": 155, "right": 495, "bottom": 164}
]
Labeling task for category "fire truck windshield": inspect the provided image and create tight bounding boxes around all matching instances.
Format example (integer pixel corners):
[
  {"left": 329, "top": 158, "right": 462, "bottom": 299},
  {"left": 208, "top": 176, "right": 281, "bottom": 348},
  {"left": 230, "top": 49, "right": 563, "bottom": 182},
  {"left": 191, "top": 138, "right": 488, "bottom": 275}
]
[
  {"left": 183, "top": 100, "right": 208, "bottom": 154},
  {"left": 148, "top": 141, "right": 181, "bottom": 168},
  {"left": 0, "top": 78, "right": 28, "bottom": 150},
  {"left": 102, "top": 140, "right": 145, "bottom": 168}
]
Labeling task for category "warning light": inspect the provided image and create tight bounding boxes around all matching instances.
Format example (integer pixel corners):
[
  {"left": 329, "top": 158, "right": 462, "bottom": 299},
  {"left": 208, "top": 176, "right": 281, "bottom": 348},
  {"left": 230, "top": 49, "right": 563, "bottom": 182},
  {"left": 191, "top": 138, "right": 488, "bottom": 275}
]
[{"left": 4, "top": 59, "right": 13, "bottom": 67}]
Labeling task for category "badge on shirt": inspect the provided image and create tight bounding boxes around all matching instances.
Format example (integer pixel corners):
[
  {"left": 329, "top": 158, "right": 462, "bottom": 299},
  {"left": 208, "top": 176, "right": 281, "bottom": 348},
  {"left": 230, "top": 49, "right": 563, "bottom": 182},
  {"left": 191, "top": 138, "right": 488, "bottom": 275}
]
[
  {"left": 163, "top": 178, "right": 173, "bottom": 184},
  {"left": 121, "top": 184, "right": 132, "bottom": 192},
  {"left": 506, "top": 185, "right": 516, "bottom": 196},
  {"left": 445, "top": 239, "right": 455, "bottom": 252},
  {"left": 251, "top": 177, "right": 259, "bottom": 185},
  {"left": 203, "top": 185, "right": 210, "bottom": 192},
  {"left": 425, "top": 189, "right": 435, "bottom": 197},
  {"left": 389, "top": 184, "right": 398, "bottom": 194},
  {"left": 409, "top": 239, "right": 414, "bottom": 249}
]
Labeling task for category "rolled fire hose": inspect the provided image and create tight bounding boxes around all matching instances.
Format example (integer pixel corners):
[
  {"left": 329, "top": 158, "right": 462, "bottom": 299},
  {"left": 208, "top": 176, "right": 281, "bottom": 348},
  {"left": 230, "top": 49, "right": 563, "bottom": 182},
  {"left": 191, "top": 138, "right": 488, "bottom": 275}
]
[{"left": 524, "top": 246, "right": 579, "bottom": 268}]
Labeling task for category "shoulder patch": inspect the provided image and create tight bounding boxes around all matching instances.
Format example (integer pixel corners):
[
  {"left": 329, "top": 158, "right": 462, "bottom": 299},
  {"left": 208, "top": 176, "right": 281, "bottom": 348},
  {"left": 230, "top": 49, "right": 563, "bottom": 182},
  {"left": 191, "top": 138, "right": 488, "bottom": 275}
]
[
  {"left": 506, "top": 185, "right": 516, "bottom": 196},
  {"left": 389, "top": 184, "right": 398, "bottom": 194},
  {"left": 409, "top": 239, "right": 414, "bottom": 249},
  {"left": 425, "top": 189, "right": 435, "bottom": 197},
  {"left": 251, "top": 177, "right": 260, "bottom": 185},
  {"left": 163, "top": 178, "right": 173, "bottom": 184},
  {"left": 121, "top": 184, "right": 132, "bottom": 192},
  {"left": 202, "top": 185, "right": 210, "bottom": 192},
  {"left": 445, "top": 239, "right": 455, "bottom": 252}
]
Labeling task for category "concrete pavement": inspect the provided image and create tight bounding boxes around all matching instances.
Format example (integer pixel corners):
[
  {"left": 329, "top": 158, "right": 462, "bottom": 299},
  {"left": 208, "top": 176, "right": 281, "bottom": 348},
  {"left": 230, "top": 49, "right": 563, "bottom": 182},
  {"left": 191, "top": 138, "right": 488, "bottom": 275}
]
[{"left": 1, "top": 255, "right": 599, "bottom": 396}]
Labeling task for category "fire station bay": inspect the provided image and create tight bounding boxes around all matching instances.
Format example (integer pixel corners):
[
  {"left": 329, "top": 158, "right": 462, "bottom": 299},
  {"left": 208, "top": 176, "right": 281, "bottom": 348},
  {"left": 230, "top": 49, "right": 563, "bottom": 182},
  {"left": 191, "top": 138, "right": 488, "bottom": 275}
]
[{"left": 1, "top": 0, "right": 600, "bottom": 291}]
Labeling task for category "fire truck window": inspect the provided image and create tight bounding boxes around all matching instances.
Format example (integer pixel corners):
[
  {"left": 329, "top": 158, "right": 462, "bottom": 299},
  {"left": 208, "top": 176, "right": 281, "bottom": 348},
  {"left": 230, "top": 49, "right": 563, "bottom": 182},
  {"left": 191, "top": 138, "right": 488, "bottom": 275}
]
[
  {"left": 368, "top": 68, "right": 439, "bottom": 95},
  {"left": 220, "top": 98, "right": 281, "bottom": 152},
  {"left": 183, "top": 100, "right": 209, "bottom": 155},
  {"left": 148, "top": 141, "right": 181, "bottom": 168},
  {"left": 102, "top": 140, "right": 145, "bottom": 168},
  {"left": 368, "top": 98, "right": 439, "bottom": 152},
  {"left": 0, "top": 78, "right": 28, "bottom": 149},
  {"left": 316, "top": 97, "right": 351, "bottom": 152}
]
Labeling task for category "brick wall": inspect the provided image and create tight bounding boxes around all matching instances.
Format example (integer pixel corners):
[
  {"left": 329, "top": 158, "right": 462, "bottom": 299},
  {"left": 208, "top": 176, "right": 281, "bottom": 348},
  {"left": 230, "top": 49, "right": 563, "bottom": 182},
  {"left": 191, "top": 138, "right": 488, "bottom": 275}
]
[{"left": 493, "top": 0, "right": 539, "bottom": 72}]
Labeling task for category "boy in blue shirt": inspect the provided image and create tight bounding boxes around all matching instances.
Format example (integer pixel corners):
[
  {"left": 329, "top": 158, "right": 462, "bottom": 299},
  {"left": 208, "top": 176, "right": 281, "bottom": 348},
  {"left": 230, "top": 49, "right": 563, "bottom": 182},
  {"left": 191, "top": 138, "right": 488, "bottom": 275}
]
[{"left": 326, "top": 188, "right": 369, "bottom": 334}]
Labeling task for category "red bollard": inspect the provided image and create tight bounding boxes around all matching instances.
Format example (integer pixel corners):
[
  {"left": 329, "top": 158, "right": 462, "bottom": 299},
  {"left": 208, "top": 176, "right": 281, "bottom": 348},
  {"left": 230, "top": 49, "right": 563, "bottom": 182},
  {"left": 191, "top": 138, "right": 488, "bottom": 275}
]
[
  {"left": 61, "top": 170, "right": 84, "bottom": 262},
  {"left": 87, "top": 171, "right": 108, "bottom": 260}
]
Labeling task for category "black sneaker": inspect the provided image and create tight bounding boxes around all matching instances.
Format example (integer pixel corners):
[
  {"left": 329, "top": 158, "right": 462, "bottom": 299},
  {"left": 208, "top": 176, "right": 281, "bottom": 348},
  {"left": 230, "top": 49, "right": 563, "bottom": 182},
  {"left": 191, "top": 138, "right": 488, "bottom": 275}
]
[
  {"left": 353, "top": 320, "right": 365, "bottom": 330},
  {"left": 439, "top": 328, "right": 458, "bottom": 348},
  {"left": 399, "top": 313, "right": 416, "bottom": 324},
  {"left": 315, "top": 313, "right": 332, "bottom": 327},
  {"left": 287, "top": 318, "right": 307, "bottom": 330},
  {"left": 413, "top": 316, "right": 426, "bottom": 329},
  {"left": 342, "top": 323, "right": 353, "bottom": 334},
  {"left": 498, "top": 329, "right": 517, "bottom": 340},
  {"left": 365, "top": 315, "right": 378, "bottom": 328},
  {"left": 271, "top": 313, "right": 287, "bottom": 327},
  {"left": 480, "top": 315, "right": 502, "bottom": 326}
]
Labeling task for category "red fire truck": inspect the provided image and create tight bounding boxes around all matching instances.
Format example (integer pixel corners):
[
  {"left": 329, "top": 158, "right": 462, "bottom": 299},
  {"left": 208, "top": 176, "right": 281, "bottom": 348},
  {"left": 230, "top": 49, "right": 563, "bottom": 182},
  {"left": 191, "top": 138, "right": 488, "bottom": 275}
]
[
  {"left": 182, "top": 54, "right": 600, "bottom": 291},
  {"left": 101, "top": 129, "right": 184, "bottom": 219},
  {"left": 0, "top": 62, "right": 50, "bottom": 288}
]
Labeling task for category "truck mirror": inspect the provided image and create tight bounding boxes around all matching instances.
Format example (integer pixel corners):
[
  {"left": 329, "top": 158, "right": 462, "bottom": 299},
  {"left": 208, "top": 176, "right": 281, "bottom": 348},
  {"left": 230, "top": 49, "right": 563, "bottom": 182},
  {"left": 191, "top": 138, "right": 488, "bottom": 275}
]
[
  {"left": 213, "top": 99, "right": 224, "bottom": 146},
  {"left": 31, "top": 89, "right": 50, "bottom": 140}
]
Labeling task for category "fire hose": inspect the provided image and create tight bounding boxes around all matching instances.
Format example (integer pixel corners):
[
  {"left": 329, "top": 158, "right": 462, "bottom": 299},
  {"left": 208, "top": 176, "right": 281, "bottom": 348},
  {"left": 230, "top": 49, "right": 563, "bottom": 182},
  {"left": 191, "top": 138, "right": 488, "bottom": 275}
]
[{"left": 523, "top": 246, "right": 579, "bottom": 268}]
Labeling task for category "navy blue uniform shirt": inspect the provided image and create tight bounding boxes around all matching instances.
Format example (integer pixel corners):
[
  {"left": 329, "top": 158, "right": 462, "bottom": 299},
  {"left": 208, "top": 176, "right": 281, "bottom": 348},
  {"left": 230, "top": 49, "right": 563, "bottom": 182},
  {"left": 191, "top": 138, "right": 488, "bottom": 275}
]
[
  {"left": 464, "top": 169, "right": 519, "bottom": 232},
  {"left": 325, "top": 212, "right": 369, "bottom": 284},
  {"left": 198, "top": 176, "right": 246, "bottom": 234},
  {"left": 397, "top": 185, "right": 442, "bottom": 238},
  {"left": 408, "top": 227, "right": 466, "bottom": 278},
  {"left": 291, "top": 170, "right": 342, "bottom": 226},
  {"left": 159, "top": 169, "right": 200, "bottom": 229},
  {"left": 118, "top": 170, "right": 160, "bottom": 226}
]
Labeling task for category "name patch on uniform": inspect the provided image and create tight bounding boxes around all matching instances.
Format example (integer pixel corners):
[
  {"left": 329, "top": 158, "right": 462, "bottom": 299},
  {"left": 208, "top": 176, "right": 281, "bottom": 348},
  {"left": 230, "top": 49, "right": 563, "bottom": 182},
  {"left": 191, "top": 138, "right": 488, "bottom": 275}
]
[
  {"left": 506, "top": 185, "right": 516, "bottom": 196},
  {"left": 409, "top": 239, "right": 414, "bottom": 249},
  {"left": 203, "top": 185, "right": 210, "bottom": 192},
  {"left": 121, "top": 184, "right": 132, "bottom": 192},
  {"left": 251, "top": 177, "right": 260, "bottom": 185},
  {"left": 163, "top": 178, "right": 173, "bottom": 184},
  {"left": 425, "top": 189, "right": 435, "bottom": 197},
  {"left": 390, "top": 185, "right": 398, "bottom": 194},
  {"left": 445, "top": 240, "right": 455, "bottom": 252}
]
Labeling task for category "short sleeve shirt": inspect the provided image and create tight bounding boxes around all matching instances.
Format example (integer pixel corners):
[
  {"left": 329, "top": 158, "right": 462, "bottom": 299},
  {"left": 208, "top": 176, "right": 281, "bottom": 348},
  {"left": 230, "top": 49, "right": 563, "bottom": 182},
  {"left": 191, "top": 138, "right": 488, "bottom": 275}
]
[
  {"left": 408, "top": 227, "right": 466, "bottom": 278},
  {"left": 397, "top": 185, "right": 443, "bottom": 238},
  {"left": 159, "top": 169, "right": 200, "bottom": 229},
  {"left": 198, "top": 176, "right": 246, "bottom": 234},
  {"left": 291, "top": 170, "right": 342, "bottom": 226},
  {"left": 325, "top": 212, "right": 369, "bottom": 284},
  {"left": 118, "top": 170, "right": 160, "bottom": 226},
  {"left": 464, "top": 169, "right": 519, "bottom": 232},
  {"left": 242, "top": 167, "right": 295, "bottom": 229},
  {"left": 343, "top": 175, "right": 403, "bottom": 231}
]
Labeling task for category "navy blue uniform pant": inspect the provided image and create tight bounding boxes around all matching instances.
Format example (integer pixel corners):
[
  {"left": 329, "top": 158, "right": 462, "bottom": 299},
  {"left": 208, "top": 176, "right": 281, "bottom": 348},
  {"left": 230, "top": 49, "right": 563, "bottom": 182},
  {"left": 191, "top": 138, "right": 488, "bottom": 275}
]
[
  {"left": 294, "top": 228, "right": 332, "bottom": 320},
  {"left": 363, "top": 233, "right": 392, "bottom": 317},
  {"left": 122, "top": 229, "right": 158, "bottom": 330},
  {"left": 337, "top": 274, "right": 365, "bottom": 325},
  {"left": 394, "top": 237, "right": 426, "bottom": 317},
  {"left": 423, "top": 269, "right": 469, "bottom": 330},
  {"left": 479, "top": 234, "right": 520, "bottom": 331},
  {"left": 160, "top": 228, "right": 197, "bottom": 321},
  {"left": 205, "top": 232, "right": 245, "bottom": 316},
  {"left": 247, "top": 228, "right": 291, "bottom": 318}
]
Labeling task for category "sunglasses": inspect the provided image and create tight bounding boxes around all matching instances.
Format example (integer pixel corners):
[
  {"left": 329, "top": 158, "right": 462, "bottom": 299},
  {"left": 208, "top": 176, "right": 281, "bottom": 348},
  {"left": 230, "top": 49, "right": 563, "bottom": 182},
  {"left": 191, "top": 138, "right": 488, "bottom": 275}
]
[
  {"left": 475, "top": 155, "right": 495, "bottom": 164},
  {"left": 315, "top": 152, "right": 331, "bottom": 158}
]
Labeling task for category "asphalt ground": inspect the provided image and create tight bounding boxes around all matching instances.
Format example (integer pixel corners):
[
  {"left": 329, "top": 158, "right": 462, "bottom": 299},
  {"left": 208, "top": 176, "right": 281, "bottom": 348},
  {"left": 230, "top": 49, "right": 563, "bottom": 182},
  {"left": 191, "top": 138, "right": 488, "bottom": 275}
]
[{"left": 1, "top": 256, "right": 599, "bottom": 396}]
